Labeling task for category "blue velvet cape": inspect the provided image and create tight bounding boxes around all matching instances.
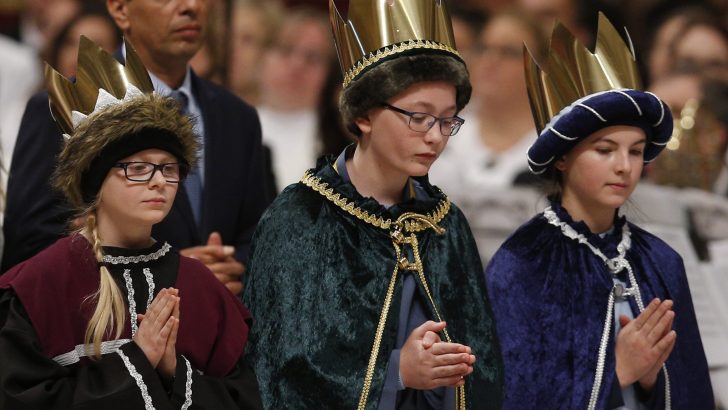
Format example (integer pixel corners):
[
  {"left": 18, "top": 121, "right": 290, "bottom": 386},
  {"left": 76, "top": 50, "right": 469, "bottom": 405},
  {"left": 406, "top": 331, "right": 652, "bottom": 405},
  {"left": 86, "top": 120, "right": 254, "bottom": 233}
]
[
  {"left": 243, "top": 157, "right": 503, "bottom": 409},
  {"left": 485, "top": 202, "right": 714, "bottom": 409}
]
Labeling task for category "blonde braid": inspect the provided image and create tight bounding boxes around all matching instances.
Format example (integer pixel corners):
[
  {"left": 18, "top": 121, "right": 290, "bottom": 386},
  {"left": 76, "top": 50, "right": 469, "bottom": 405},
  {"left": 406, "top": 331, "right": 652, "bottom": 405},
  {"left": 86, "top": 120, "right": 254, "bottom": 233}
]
[{"left": 83, "top": 212, "right": 127, "bottom": 358}]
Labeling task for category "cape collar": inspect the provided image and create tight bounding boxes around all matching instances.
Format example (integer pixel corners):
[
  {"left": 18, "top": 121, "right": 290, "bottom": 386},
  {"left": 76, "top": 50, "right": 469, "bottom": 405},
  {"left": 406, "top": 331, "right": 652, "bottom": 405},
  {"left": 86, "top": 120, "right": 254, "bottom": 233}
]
[
  {"left": 302, "top": 151, "right": 450, "bottom": 233},
  {"left": 549, "top": 200, "right": 627, "bottom": 257}
]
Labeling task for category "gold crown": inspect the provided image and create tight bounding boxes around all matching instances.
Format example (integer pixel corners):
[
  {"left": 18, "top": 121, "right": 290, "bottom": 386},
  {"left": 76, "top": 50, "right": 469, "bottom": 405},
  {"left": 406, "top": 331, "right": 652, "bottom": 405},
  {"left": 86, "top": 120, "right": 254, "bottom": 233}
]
[
  {"left": 45, "top": 36, "right": 154, "bottom": 135},
  {"left": 524, "top": 12, "right": 642, "bottom": 133},
  {"left": 329, "top": 0, "right": 460, "bottom": 88}
]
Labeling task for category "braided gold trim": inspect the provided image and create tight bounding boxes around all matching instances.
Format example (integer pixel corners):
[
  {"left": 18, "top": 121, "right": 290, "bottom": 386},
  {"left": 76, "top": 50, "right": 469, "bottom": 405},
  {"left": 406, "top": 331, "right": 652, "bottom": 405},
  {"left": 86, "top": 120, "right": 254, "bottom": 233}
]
[
  {"left": 301, "top": 171, "right": 451, "bottom": 233},
  {"left": 301, "top": 170, "right": 463, "bottom": 409},
  {"left": 343, "top": 40, "right": 462, "bottom": 89}
]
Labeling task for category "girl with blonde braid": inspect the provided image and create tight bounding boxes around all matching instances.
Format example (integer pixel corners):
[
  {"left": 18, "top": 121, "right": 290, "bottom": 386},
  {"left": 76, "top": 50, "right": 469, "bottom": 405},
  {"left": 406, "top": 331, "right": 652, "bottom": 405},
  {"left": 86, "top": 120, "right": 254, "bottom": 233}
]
[{"left": 0, "top": 38, "right": 262, "bottom": 409}]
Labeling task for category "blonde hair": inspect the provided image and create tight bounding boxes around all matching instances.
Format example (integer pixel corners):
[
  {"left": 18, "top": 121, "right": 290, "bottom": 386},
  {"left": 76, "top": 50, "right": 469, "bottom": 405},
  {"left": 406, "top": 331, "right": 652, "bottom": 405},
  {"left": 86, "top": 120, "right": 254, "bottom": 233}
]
[{"left": 82, "top": 209, "right": 127, "bottom": 358}]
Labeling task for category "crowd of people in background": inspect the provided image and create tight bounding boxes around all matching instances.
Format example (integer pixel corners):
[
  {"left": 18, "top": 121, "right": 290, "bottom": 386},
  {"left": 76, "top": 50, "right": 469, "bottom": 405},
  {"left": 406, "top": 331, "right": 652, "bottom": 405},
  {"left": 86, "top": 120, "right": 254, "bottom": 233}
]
[
  {"left": 1, "top": 0, "right": 727, "bottom": 202},
  {"left": 0, "top": 0, "right": 727, "bottom": 406}
]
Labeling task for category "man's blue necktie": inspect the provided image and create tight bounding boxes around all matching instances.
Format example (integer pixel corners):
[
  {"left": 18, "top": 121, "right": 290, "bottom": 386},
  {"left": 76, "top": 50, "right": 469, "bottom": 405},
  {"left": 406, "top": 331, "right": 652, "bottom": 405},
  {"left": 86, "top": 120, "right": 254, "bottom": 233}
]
[{"left": 170, "top": 90, "right": 203, "bottom": 226}]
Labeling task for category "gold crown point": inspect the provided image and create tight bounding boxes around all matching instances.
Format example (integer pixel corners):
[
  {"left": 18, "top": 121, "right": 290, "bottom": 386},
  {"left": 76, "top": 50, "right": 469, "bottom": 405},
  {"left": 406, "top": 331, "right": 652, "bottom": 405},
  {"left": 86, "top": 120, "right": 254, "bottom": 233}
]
[
  {"left": 525, "top": 12, "right": 642, "bottom": 133},
  {"left": 45, "top": 35, "right": 154, "bottom": 136},
  {"left": 330, "top": 0, "right": 460, "bottom": 87},
  {"left": 594, "top": 12, "right": 632, "bottom": 56},
  {"left": 44, "top": 62, "right": 77, "bottom": 134}
]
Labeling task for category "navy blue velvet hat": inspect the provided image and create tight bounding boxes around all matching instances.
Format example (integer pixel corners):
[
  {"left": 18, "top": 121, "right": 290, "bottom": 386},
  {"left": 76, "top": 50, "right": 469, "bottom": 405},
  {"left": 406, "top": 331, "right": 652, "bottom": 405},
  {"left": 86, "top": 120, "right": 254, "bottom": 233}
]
[
  {"left": 523, "top": 13, "right": 675, "bottom": 176},
  {"left": 526, "top": 89, "right": 673, "bottom": 175}
]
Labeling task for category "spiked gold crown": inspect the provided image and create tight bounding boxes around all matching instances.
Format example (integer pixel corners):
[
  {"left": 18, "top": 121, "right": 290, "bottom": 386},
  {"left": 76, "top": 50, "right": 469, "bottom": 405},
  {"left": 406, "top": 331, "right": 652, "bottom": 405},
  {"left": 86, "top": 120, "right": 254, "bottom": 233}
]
[
  {"left": 45, "top": 36, "right": 154, "bottom": 136},
  {"left": 524, "top": 12, "right": 642, "bottom": 133},
  {"left": 329, "top": 0, "right": 461, "bottom": 88}
]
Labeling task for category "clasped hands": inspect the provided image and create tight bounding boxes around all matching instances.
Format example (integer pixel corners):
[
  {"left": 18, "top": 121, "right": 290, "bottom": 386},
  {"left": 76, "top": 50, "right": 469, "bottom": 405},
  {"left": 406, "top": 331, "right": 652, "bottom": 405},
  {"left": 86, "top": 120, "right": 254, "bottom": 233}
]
[
  {"left": 133, "top": 288, "right": 180, "bottom": 379},
  {"left": 181, "top": 232, "right": 245, "bottom": 295},
  {"left": 616, "top": 298, "right": 676, "bottom": 391},
  {"left": 400, "top": 321, "right": 476, "bottom": 390}
]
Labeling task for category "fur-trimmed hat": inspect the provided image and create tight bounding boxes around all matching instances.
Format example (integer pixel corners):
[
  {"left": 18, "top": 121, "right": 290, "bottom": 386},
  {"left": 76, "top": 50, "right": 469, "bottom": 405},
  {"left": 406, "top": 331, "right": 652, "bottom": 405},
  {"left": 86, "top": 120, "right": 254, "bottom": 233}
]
[
  {"left": 53, "top": 93, "right": 198, "bottom": 208},
  {"left": 45, "top": 36, "right": 198, "bottom": 209}
]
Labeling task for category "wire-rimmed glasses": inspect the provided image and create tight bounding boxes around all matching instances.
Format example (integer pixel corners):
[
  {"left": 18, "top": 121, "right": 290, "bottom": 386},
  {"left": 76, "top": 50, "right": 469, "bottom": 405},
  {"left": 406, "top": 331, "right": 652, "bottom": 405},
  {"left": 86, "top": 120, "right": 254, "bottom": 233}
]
[{"left": 381, "top": 103, "right": 464, "bottom": 136}]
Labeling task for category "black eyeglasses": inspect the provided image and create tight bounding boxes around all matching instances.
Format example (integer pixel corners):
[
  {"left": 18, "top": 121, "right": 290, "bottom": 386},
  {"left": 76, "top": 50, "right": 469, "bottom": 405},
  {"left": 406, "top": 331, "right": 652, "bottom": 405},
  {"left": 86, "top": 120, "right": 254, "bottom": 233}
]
[
  {"left": 381, "top": 103, "right": 464, "bottom": 136},
  {"left": 113, "top": 162, "right": 188, "bottom": 183}
]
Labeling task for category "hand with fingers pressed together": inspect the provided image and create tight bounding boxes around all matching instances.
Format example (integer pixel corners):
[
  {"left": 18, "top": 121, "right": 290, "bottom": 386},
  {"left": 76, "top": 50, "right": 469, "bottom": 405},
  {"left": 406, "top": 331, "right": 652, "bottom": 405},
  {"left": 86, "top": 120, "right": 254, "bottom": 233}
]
[
  {"left": 133, "top": 287, "right": 180, "bottom": 377},
  {"left": 157, "top": 288, "right": 181, "bottom": 379},
  {"left": 399, "top": 321, "right": 476, "bottom": 390},
  {"left": 181, "top": 232, "right": 245, "bottom": 295},
  {"left": 616, "top": 298, "right": 676, "bottom": 391}
]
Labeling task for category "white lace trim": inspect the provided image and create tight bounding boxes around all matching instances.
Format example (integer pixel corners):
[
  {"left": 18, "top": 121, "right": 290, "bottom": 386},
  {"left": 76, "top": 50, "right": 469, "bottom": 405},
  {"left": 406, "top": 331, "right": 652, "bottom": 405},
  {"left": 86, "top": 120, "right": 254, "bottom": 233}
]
[
  {"left": 116, "top": 348, "right": 156, "bottom": 410},
  {"left": 123, "top": 269, "right": 139, "bottom": 336},
  {"left": 181, "top": 356, "right": 193, "bottom": 410},
  {"left": 124, "top": 268, "right": 156, "bottom": 337},
  {"left": 103, "top": 242, "right": 171, "bottom": 265},
  {"left": 543, "top": 206, "right": 632, "bottom": 267},
  {"left": 543, "top": 206, "right": 671, "bottom": 410},
  {"left": 52, "top": 339, "right": 131, "bottom": 366},
  {"left": 143, "top": 268, "right": 155, "bottom": 312}
]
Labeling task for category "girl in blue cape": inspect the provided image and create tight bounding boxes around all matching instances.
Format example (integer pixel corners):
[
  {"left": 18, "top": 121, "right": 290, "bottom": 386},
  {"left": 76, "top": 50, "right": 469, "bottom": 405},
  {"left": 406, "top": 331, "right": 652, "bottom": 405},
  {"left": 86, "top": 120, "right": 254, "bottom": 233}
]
[{"left": 485, "top": 14, "right": 714, "bottom": 410}]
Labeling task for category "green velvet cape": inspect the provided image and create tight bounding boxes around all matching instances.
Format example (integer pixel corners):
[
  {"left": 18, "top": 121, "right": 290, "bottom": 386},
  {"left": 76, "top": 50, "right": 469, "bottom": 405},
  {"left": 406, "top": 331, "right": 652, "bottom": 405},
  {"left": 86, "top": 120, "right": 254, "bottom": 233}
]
[{"left": 244, "top": 157, "right": 503, "bottom": 409}]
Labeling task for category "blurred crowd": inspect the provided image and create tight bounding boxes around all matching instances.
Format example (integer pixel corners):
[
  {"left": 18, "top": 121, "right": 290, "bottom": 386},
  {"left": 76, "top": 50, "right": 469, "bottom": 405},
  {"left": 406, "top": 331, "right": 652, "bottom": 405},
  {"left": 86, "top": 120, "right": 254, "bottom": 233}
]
[
  {"left": 0, "top": 0, "right": 728, "bottom": 398},
  {"left": 1, "top": 0, "right": 727, "bottom": 197}
]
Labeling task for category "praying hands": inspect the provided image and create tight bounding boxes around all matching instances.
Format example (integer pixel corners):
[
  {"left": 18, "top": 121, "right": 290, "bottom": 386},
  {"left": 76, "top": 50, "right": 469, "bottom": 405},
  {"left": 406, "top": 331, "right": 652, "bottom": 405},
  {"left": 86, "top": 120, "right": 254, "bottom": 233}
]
[
  {"left": 133, "top": 288, "right": 181, "bottom": 378},
  {"left": 615, "top": 298, "right": 676, "bottom": 391}
]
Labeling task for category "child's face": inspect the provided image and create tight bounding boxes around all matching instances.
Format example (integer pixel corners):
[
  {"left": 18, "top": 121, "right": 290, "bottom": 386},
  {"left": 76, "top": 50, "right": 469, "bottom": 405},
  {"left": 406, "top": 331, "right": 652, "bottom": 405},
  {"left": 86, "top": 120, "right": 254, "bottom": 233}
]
[
  {"left": 97, "top": 148, "right": 180, "bottom": 229},
  {"left": 354, "top": 80, "right": 458, "bottom": 179},
  {"left": 556, "top": 125, "right": 646, "bottom": 212}
]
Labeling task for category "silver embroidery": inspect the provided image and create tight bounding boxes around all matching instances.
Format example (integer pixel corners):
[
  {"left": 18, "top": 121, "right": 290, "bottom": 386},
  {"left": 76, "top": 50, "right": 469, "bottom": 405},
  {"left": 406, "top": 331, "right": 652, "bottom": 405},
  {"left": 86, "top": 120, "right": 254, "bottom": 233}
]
[
  {"left": 103, "top": 242, "right": 171, "bottom": 265},
  {"left": 543, "top": 206, "right": 671, "bottom": 410},
  {"left": 123, "top": 269, "right": 139, "bottom": 336},
  {"left": 124, "top": 268, "right": 156, "bottom": 337},
  {"left": 52, "top": 339, "right": 131, "bottom": 366},
  {"left": 116, "top": 348, "right": 156, "bottom": 410},
  {"left": 181, "top": 356, "right": 193, "bottom": 410},
  {"left": 143, "top": 268, "right": 155, "bottom": 311}
]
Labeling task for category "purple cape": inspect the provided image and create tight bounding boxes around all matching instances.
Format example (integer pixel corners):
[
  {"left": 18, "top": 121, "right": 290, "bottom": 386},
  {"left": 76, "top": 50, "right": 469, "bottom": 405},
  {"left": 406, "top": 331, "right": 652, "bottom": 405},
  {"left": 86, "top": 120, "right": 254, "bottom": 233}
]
[{"left": 485, "top": 202, "right": 713, "bottom": 409}]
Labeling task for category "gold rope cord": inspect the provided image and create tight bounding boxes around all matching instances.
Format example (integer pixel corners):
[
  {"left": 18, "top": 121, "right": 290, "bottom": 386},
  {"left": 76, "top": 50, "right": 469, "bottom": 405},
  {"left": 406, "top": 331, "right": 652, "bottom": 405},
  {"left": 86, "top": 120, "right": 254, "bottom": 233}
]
[
  {"left": 409, "top": 232, "right": 466, "bottom": 409},
  {"left": 300, "top": 172, "right": 464, "bottom": 409},
  {"left": 357, "top": 241, "right": 402, "bottom": 410}
]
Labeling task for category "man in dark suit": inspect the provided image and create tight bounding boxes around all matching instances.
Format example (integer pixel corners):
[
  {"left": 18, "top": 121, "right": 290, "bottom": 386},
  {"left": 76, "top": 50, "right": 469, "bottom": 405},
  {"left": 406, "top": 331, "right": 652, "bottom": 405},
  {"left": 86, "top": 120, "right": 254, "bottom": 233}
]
[{"left": 2, "top": 0, "right": 271, "bottom": 296}]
